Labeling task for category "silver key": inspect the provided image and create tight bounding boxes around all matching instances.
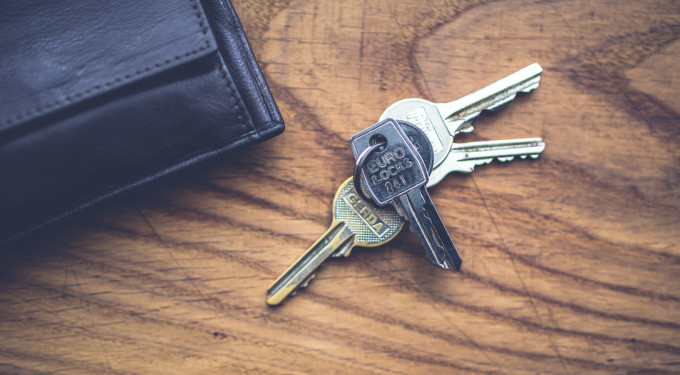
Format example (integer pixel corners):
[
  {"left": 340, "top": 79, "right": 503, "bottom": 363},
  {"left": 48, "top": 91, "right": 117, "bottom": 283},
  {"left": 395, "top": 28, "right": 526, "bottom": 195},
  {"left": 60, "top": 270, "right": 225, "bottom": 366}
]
[
  {"left": 428, "top": 138, "right": 546, "bottom": 187},
  {"left": 380, "top": 63, "right": 543, "bottom": 169},
  {"left": 350, "top": 119, "right": 462, "bottom": 271}
]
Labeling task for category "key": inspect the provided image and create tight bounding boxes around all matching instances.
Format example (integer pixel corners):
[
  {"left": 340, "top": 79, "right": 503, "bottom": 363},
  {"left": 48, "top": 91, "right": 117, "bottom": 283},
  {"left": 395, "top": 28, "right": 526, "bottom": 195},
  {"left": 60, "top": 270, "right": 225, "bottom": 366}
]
[
  {"left": 267, "top": 120, "right": 436, "bottom": 303},
  {"left": 332, "top": 119, "right": 433, "bottom": 258},
  {"left": 266, "top": 177, "right": 404, "bottom": 305},
  {"left": 350, "top": 119, "right": 462, "bottom": 271},
  {"left": 428, "top": 137, "right": 546, "bottom": 187},
  {"left": 379, "top": 63, "right": 543, "bottom": 170}
]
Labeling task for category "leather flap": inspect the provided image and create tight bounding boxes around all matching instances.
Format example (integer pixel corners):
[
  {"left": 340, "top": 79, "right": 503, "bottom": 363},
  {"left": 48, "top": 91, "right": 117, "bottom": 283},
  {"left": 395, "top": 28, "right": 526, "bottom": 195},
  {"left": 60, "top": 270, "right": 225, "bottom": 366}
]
[{"left": 0, "top": 0, "right": 217, "bottom": 133}]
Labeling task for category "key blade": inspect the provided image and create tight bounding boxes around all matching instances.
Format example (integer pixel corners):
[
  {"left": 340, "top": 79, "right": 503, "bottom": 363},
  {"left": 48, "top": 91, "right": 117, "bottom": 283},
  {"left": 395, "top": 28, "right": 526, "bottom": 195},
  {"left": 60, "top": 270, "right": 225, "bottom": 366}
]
[
  {"left": 420, "top": 192, "right": 462, "bottom": 271},
  {"left": 452, "top": 137, "right": 545, "bottom": 162},
  {"left": 427, "top": 138, "right": 545, "bottom": 187},
  {"left": 398, "top": 189, "right": 461, "bottom": 271},
  {"left": 266, "top": 223, "right": 354, "bottom": 305},
  {"left": 436, "top": 63, "right": 543, "bottom": 136}
]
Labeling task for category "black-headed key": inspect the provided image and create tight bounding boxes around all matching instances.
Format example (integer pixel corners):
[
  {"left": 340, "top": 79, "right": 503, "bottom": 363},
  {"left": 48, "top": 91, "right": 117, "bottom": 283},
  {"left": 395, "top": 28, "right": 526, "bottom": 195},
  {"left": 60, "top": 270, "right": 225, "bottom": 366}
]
[{"left": 350, "top": 119, "right": 462, "bottom": 271}]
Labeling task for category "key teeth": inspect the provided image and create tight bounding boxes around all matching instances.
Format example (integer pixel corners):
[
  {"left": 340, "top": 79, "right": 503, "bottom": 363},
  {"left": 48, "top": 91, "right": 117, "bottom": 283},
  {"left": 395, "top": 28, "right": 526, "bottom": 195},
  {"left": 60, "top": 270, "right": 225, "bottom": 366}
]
[
  {"left": 496, "top": 153, "right": 544, "bottom": 163},
  {"left": 521, "top": 81, "right": 541, "bottom": 93},
  {"left": 460, "top": 125, "right": 475, "bottom": 133},
  {"left": 478, "top": 158, "right": 494, "bottom": 166},
  {"left": 423, "top": 245, "right": 459, "bottom": 271},
  {"left": 299, "top": 274, "right": 315, "bottom": 288},
  {"left": 331, "top": 247, "right": 352, "bottom": 258},
  {"left": 496, "top": 156, "right": 515, "bottom": 162},
  {"left": 419, "top": 205, "right": 459, "bottom": 272}
]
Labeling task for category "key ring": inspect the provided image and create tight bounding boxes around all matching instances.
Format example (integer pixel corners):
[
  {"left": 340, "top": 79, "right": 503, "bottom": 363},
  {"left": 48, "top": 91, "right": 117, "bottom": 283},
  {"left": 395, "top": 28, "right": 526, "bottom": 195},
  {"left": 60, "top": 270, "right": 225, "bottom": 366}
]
[{"left": 352, "top": 143, "right": 384, "bottom": 204}]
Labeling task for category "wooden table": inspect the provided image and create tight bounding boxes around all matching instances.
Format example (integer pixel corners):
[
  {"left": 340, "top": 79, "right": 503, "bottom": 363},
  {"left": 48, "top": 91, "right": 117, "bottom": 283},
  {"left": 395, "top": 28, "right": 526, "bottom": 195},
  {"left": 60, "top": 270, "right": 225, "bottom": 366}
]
[{"left": 2, "top": 0, "right": 678, "bottom": 373}]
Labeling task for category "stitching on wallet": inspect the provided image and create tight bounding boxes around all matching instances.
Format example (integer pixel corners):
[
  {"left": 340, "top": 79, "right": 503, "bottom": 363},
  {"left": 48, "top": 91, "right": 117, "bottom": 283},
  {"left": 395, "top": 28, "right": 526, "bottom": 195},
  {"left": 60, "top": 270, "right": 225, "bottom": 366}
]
[
  {"left": 216, "top": 56, "right": 253, "bottom": 131},
  {"left": 1, "top": 0, "right": 212, "bottom": 128}
]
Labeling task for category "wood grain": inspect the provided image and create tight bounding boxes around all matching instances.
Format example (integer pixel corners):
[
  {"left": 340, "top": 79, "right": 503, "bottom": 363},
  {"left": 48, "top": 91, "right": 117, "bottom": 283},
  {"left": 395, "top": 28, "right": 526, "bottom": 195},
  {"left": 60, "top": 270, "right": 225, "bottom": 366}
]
[{"left": 1, "top": 0, "right": 679, "bottom": 373}]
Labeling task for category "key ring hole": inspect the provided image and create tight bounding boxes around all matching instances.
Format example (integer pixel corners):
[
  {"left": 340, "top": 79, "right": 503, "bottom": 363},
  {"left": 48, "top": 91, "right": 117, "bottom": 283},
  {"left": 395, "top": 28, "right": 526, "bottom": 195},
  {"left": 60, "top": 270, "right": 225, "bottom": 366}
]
[{"left": 369, "top": 134, "right": 387, "bottom": 152}]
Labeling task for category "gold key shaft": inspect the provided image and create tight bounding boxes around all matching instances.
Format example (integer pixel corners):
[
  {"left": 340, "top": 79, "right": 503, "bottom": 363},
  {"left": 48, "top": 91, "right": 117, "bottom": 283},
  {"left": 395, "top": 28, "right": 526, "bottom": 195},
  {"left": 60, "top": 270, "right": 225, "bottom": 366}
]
[{"left": 266, "top": 177, "right": 404, "bottom": 305}]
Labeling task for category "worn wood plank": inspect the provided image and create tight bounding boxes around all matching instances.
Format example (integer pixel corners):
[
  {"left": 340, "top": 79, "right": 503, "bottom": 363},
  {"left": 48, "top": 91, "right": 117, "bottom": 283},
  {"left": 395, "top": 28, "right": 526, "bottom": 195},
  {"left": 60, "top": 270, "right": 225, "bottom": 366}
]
[{"left": 1, "top": 0, "right": 678, "bottom": 373}]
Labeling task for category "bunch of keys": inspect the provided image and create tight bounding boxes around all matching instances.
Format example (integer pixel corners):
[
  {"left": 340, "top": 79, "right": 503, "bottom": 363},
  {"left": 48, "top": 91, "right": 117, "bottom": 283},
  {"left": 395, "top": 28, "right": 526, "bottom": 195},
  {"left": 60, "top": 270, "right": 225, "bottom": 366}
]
[
  {"left": 267, "top": 63, "right": 546, "bottom": 305},
  {"left": 266, "top": 120, "right": 436, "bottom": 306},
  {"left": 350, "top": 119, "right": 462, "bottom": 271}
]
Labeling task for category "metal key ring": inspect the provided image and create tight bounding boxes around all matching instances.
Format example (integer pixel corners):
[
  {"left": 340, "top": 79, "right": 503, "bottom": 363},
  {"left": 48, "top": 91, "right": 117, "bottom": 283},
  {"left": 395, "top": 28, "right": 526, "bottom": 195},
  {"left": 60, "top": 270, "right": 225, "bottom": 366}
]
[{"left": 353, "top": 142, "right": 384, "bottom": 204}]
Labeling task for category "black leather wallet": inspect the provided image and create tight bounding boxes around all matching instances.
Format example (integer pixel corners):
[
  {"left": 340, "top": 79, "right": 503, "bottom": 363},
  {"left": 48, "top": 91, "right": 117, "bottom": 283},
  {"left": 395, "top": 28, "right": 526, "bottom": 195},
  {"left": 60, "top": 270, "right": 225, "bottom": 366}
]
[{"left": 0, "top": 0, "right": 285, "bottom": 244}]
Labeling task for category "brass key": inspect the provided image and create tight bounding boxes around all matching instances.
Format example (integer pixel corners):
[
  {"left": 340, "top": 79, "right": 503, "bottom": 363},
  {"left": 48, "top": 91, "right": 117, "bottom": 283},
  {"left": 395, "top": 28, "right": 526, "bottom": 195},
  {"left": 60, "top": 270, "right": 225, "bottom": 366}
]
[{"left": 266, "top": 177, "right": 404, "bottom": 305}]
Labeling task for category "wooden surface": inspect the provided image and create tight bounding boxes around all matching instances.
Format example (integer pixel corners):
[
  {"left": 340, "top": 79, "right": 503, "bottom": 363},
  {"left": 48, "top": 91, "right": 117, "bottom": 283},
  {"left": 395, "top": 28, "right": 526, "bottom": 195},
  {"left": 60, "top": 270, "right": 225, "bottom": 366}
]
[{"left": 1, "top": 0, "right": 679, "bottom": 374}]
